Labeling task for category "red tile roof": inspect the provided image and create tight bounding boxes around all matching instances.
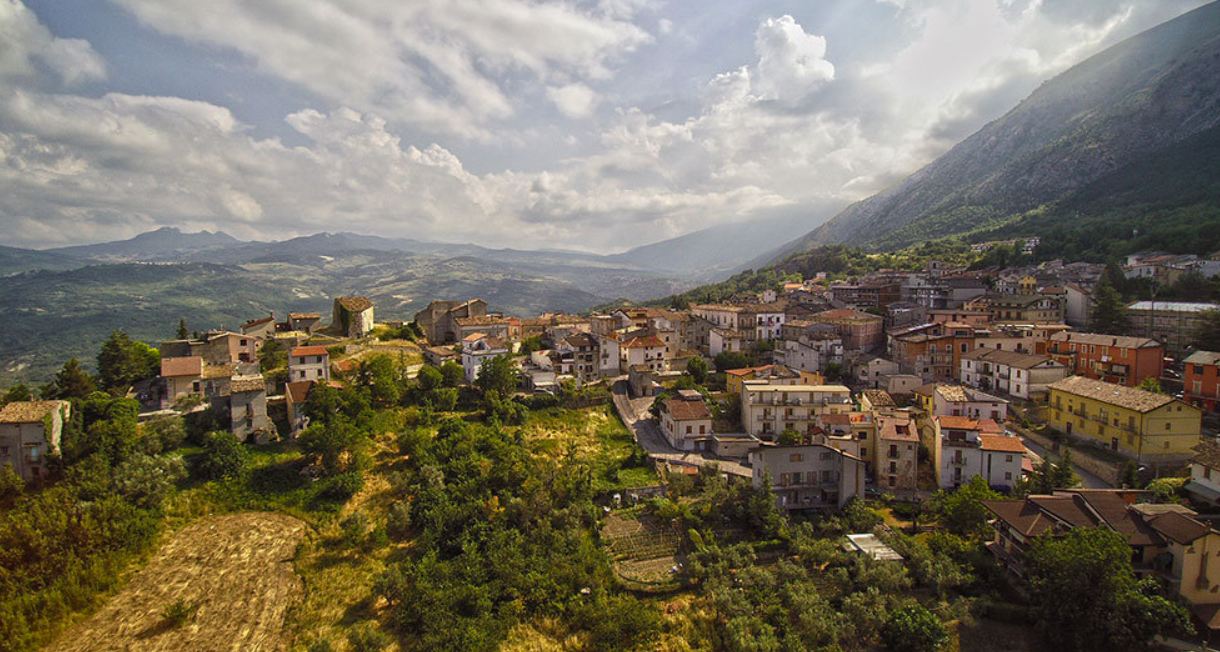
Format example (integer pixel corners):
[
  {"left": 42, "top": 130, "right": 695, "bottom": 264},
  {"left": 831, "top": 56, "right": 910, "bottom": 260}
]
[
  {"left": 336, "top": 296, "right": 373, "bottom": 312},
  {"left": 161, "top": 356, "right": 203, "bottom": 378},
  {"left": 663, "top": 397, "right": 711, "bottom": 421},
  {"left": 285, "top": 380, "right": 313, "bottom": 404},
  {"left": 979, "top": 434, "right": 1025, "bottom": 453},
  {"left": 623, "top": 336, "right": 665, "bottom": 348},
  {"left": 291, "top": 345, "right": 329, "bottom": 357},
  {"left": 0, "top": 400, "right": 68, "bottom": 424}
]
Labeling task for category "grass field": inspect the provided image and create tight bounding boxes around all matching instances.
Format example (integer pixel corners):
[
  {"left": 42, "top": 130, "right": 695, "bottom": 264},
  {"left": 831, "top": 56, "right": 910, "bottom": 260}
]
[{"left": 515, "top": 405, "right": 658, "bottom": 492}]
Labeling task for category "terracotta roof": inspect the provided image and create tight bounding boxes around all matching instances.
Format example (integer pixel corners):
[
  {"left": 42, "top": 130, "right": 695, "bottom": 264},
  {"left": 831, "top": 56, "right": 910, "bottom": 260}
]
[
  {"left": 813, "top": 309, "right": 882, "bottom": 322},
  {"left": 862, "top": 389, "right": 896, "bottom": 408},
  {"left": 1148, "top": 511, "right": 1211, "bottom": 545},
  {"left": 990, "top": 490, "right": 1167, "bottom": 547},
  {"left": 455, "top": 316, "right": 510, "bottom": 327},
  {"left": 289, "top": 312, "right": 321, "bottom": 320},
  {"left": 1049, "top": 332, "right": 1161, "bottom": 349},
  {"left": 336, "top": 296, "right": 373, "bottom": 312},
  {"left": 230, "top": 376, "right": 265, "bottom": 393},
  {"left": 0, "top": 400, "right": 68, "bottom": 424},
  {"left": 1048, "top": 376, "right": 1177, "bottom": 413},
  {"left": 285, "top": 380, "right": 313, "bottom": 404},
  {"left": 979, "top": 434, "right": 1025, "bottom": 453},
  {"left": 622, "top": 336, "right": 665, "bottom": 348},
  {"left": 202, "top": 363, "right": 237, "bottom": 380},
  {"left": 1185, "top": 351, "right": 1220, "bottom": 366},
  {"left": 243, "top": 315, "right": 274, "bottom": 328},
  {"left": 982, "top": 498, "right": 1062, "bottom": 538},
  {"left": 425, "top": 346, "right": 459, "bottom": 357},
  {"left": 879, "top": 418, "right": 919, "bottom": 442},
  {"left": 1192, "top": 440, "right": 1220, "bottom": 470},
  {"left": 292, "top": 345, "right": 329, "bottom": 358},
  {"left": 663, "top": 397, "right": 711, "bottom": 421},
  {"left": 161, "top": 356, "right": 203, "bottom": 378},
  {"left": 820, "top": 413, "right": 851, "bottom": 425}
]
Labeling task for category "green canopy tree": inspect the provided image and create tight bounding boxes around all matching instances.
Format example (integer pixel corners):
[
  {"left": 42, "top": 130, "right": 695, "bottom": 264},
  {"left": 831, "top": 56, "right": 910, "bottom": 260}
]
[
  {"left": 475, "top": 355, "right": 518, "bottom": 397},
  {"left": 357, "top": 354, "right": 402, "bottom": 407},
  {"left": 938, "top": 475, "right": 1001, "bottom": 537},
  {"left": 882, "top": 603, "right": 948, "bottom": 652},
  {"left": 439, "top": 361, "right": 464, "bottom": 388},
  {"left": 97, "top": 331, "right": 160, "bottom": 394},
  {"left": 176, "top": 318, "right": 189, "bottom": 340},
  {"left": 1027, "top": 527, "right": 1192, "bottom": 651},
  {"left": 686, "top": 356, "right": 709, "bottom": 385},
  {"left": 49, "top": 358, "right": 96, "bottom": 400},
  {"left": 1089, "top": 279, "right": 1129, "bottom": 335}
]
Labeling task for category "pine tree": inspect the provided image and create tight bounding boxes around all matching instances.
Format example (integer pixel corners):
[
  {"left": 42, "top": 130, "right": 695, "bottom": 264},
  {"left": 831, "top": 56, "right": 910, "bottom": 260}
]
[
  {"left": 176, "top": 318, "right": 189, "bottom": 340},
  {"left": 52, "top": 358, "right": 96, "bottom": 399},
  {"left": 1089, "top": 279, "right": 1129, "bottom": 334}
]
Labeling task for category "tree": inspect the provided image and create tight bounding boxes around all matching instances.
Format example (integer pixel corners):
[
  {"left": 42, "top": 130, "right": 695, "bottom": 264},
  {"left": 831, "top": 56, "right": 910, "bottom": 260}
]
[
  {"left": 882, "top": 604, "right": 948, "bottom": 652},
  {"left": 475, "top": 355, "right": 518, "bottom": 397},
  {"left": 299, "top": 419, "right": 366, "bottom": 475},
  {"left": 0, "top": 463, "right": 24, "bottom": 500},
  {"left": 259, "top": 340, "right": 287, "bottom": 373},
  {"left": 439, "top": 361, "right": 464, "bottom": 388},
  {"left": 176, "top": 318, "right": 189, "bottom": 340},
  {"left": 939, "top": 475, "right": 1001, "bottom": 537},
  {"left": 357, "top": 354, "right": 402, "bottom": 407},
  {"left": 1089, "top": 278, "right": 1129, "bottom": 335},
  {"left": 97, "top": 331, "right": 160, "bottom": 393},
  {"left": 113, "top": 453, "right": 187, "bottom": 507},
  {"left": 50, "top": 358, "right": 96, "bottom": 400},
  {"left": 714, "top": 351, "right": 750, "bottom": 373},
  {"left": 1024, "top": 449, "right": 1080, "bottom": 495},
  {"left": 1137, "top": 377, "right": 1164, "bottom": 394},
  {"left": 1195, "top": 309, "right": 1220, "bottom": 352},
  {"left": 687, "top": 356, "right": 709, "bottom": 384},
  {"left": 777, "top": 427, "right": 800, "bottom": 446},
  {"left": 195, "top": 431, "right": 250, "bottom": 480},
  {"left": 1, "top": 383, "right": 33, "bottom": 406},
  {"left": 518, "top": 336, "right": 543, "bottom": 355},
  {"left": 1027, "top": 527, "right": 1192, "bottom": 652},
  {"left": 417, "top": 365, "right": 444, "bottom": 391},
  {"left": 823, "top": 362, "right": 845, "bottom": 383}
]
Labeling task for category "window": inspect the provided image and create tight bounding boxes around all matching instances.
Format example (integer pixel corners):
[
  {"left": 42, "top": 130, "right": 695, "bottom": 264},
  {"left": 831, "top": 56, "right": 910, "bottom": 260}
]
[
  {"left": 789, "top": 453, "right": 803, "bottom": 462},
  {"left": 889, "top": 462, "right": 897, "bottom": 474},
  {"left": 791, "top": 472, "right": 801, "bottom": 484},
  {"left": 820, "top": 452, "right": 832, "bottom": 461},
  {"left": 1005, "top": 472, "right": 1013, "bottom": 480},
  {"left": 685, "top": 425, "right": 691, "bottom": 434},
  {"left": 1166, "top": 423, "right": 1172, "bottom": 431},
  {"left": 1196, "top": 365, "right": 1205, "bottom": 375},
  {"left": 1005, "top": 455, "right": 1013, "bottom": 463}
]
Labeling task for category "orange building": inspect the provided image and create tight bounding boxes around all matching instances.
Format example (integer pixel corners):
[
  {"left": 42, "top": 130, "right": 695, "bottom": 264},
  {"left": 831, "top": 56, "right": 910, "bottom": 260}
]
[
  {"left": 1185, "top": 351, "right": 1220, "bottom": 412},
  {"left": 1046, "top": 332, "right": 1163, "bottom": 388}
]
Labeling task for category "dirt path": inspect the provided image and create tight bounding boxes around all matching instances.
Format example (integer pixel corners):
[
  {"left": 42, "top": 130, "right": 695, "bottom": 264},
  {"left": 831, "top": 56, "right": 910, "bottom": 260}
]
[{"left": 44, "top": 512, "right": 308, "bottom": 652}]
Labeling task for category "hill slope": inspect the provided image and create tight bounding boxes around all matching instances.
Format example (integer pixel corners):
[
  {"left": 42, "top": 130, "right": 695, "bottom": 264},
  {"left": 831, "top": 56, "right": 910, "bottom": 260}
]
[{"left": 779, "top": 0, "right": 1220, "bottom": 256}]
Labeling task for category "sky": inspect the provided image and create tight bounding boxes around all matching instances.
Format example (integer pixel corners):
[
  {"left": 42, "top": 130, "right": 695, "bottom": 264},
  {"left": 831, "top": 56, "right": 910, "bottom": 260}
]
[{"left": 0, "top": 0, "right": 1210, "bottom": 253}]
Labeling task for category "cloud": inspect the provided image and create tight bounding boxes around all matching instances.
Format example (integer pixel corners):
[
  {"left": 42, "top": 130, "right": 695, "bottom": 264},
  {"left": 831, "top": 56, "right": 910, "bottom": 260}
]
[
  {"left": 0, "top": 0, "right": 106, "bottom": 86},
  {"left": 752, "top": 16, "right": 835, "bottom": 103},
  {"left": 546, "top": 83, "right": 599, "bottom": 119},
  {"left": 104, "top": 0, "right": 650, "bottom": 139}
]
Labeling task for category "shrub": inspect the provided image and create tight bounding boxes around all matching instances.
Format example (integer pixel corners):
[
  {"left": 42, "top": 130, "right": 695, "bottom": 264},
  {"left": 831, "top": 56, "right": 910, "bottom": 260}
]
[
  {"left": 340, "top": 512, "right": 371, "bottom": 548},
  {"left": 0, "top": 463, "right": 24, "bottom": 500},
  {"left": 195, "top": 431, "right": 250, "bottom": 481},
  {"left": 161, "top": 598, "right": 197, "bottom": 628},
  {"left": 347, "top": 624, "right": 390, "bottom": 652},
  {"left": 882, "top": 603, "right": 948, "bottom": 652},
  {"left": 321, "top": 469, "right": 365, "bottom": 500},
  {"left": 113, "top": 453, "right": 187, "bottom": 508},
  {"left": 387, "top": 503, "right": 411, "bottom": 541}
]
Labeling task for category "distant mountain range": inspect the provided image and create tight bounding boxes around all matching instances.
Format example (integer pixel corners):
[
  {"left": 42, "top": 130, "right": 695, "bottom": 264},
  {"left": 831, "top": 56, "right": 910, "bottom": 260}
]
[{"left": 770, "top": 0, "right": 1220, "bottom": 261}]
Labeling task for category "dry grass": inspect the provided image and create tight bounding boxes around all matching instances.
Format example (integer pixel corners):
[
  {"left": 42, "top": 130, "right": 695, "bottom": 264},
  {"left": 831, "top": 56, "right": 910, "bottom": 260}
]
[{"left": 44, "top": 512, "right": 307, "bottom": 652}]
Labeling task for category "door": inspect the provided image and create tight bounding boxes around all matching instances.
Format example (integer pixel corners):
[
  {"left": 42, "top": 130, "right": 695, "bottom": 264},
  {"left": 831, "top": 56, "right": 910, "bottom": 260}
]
[{"left": 1110, "top": 437, "right": 1118, "bottom": 451}]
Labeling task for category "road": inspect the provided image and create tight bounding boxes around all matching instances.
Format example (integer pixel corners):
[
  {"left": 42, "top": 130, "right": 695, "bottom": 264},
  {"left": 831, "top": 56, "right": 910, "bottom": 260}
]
[
  {"left": 1019, "top": 436, "right": 1111, "bottom": 489},
  {"left": 610, "top": 380, "right": 752, "bottom": 478}
]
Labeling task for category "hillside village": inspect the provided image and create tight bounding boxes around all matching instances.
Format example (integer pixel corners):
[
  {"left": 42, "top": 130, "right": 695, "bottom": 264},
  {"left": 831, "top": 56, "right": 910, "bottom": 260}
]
[{"left": 8, "top": 247, "right": 1220, "bottom": 652}]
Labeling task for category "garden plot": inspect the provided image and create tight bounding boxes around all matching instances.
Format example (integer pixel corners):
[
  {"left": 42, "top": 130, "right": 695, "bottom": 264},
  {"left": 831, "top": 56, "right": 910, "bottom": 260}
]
[{"left": 602, "top": 510, "right": 681, "bottom": 585}]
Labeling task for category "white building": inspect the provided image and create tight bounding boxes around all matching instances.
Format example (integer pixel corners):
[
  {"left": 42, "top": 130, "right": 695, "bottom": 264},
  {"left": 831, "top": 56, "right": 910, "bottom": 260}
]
[
  {"left": 748, "top": 442, "right": 865, "bottom": 510},
  {"left": 959, "top": 348, "right": 1069, "bottom": 400},
  {"left": 855, "top": 356, "right": 901, "bottom": 389},
  {"left": 740, "top": 382, "right": 853, "bottom": 440},
  {"left": 1186, "top": 440, "right": 1220, "bottom": 505},
  {"left": 776, "top": 335, "right": 844, "bottom": 375},
  {"left": 289, "top": 345, "right": 331, "bottom": 382},
  {"left": 919, "top": 384, "right": 1009, "bottom": 421},
  {"left": 934, "top": 416, "right": 1024, "bottom": 491},
  {"left": 0, "top": 400, "right": 70, "bottom": 481},
  {"left": 462, "top": 333, "right": 511, "bottom": 383},
  {"left": 659, "top": 390, "right": 714, "bottom": 451},
  {"left": 620, "top": 335, "right": 667, "bottom": 373}
]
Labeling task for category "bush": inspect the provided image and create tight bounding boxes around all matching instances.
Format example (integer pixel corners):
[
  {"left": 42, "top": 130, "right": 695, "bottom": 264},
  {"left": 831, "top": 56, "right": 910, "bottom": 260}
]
[
  {"left": 582, "top": 594, "right": 663, "bottom": 652},
  {"left": 515, "top": 393, "right": 560, "bottom": 410},
  {"left": 161, "top": 598, "right": 197, "bottom": 628},
  {"left": 195, "top": 431, "right": 250, "bottom": 481},
  {"left": 340, "top": 512, "right": 371, "bottom": 548},
  {"left": 113, "top": 453, "right": 187, "bottom": 508},
  {"left": 882, "top": 603, "right": 948, "bottom": 652},
  {"left": 347, "top": 624, "right": 390, "bottom": 652},
  {"left": 387, "top": 502, "right": 411, "bottom": 541},
  {"left": 140, "top": 415, "right": 187, "bottom": 454},
  {"left": 321, "top": 469, "right": 365, "bottom": 500},
  {"left": 0, "top": 463, "right": 24, "bottom": 500}
]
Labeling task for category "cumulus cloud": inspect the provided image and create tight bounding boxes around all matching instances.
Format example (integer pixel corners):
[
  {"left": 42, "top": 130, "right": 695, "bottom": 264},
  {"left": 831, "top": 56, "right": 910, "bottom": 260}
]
[
  {"left": 546, "top": 83, "right": 599, "bottom": 119},
  {"left": 752, "top": 16, "right": 835, "bottom": 103},
  {"left": 104, "top": 0, "right": 650, "bottom": 139},
  {"left": 0, "top": 0, "right": 106, "bottom": 86}
]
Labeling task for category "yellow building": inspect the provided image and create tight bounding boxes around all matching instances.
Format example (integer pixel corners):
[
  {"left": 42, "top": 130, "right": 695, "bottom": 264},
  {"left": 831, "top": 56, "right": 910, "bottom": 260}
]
[{"left": 1047, "top": 375, "right": 1201, "bottom": 464}]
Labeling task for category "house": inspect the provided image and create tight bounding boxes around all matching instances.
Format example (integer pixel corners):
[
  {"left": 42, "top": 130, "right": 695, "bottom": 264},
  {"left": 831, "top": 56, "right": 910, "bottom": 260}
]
[
  {"left": 983, "top": 489, "right": 1220, "bottom": 635},
  {"left": 241, "top": 314, "right": 277, "bottom": 339},
  {"left": 859, "top": 389, "right": 897, "bottom": 413},
  {"left": 620, "top": 335, "right": 667, "bottom": 373},
  {"left": 1126, "top": 301, "right": 1220, "bottom": 355},
  {"left": 288, "top": 312, "right": 323, "bottom": 335},
  {"left": 596, "top": 333, "right": 622, "bottom": 376},
  {"left": 881, "top": 374, "right": 924, "bottom": 396},
  {"left": 454, "top": 315, "right": 514, "bottom": 343},
  {"left": 659, "top": 390, "right": 713, "bottom": 451},
  {"left": 1047, "top": 376, "right": 1201, "bottom": 466},
  {"left": 959, "top": 348, "right": 1069, "bottom": 401},
  {"left": 933, "top": 416, "right": 1023, "bottom": 490},
  {"left": 1184, "top": 351, "right": 1220, "bottom": 412},
  {"left": 776, "top": 323, "right": 844, "bottom": 374},
  {"left": 808, "top": 309, "right": 884, "bottom": 351},
  {"left": 748, "top": 442, "right": 865, "bottom": 510},
  {"left": 1185, "top": 440, "right": 1220, "bottom": 506},
  {"left": 414, "top": 299, "right": 489, "bottom": 344},
  {"left": 984, "top": 292, "right": 1064, "bottom": 324},
  {"left": 888, "top": 321, "right": 978, "bottom": 382},
  {"left": 916, "top": 383, "right": 1009, "bottom": 421},
  {"left": 161, "top": 355, "right": 204, "bottom": 402},
  {"left": 289, "top": 345, "right": 330, "bottom": 382},
  {"left": 855, "top": 356, "right": 901, "bottom": 389},
  {"left": 423, "top": 345, "right": 459, "bottom": 368},
  {"left": 739, "top": 382, "right": 853, "bottom": 440},
  {"left": 709, "top": 328, "right": 748, "bottom": 356},
  {"left": 332, "top": 296, "right": 375, "bottom": 338},
  {"left": 461, "top": 333, "right": 511, "bottom": 384},
  {"left": 221, "top": 375, "right": 271, "bottom": 443},
  {"left": 0, "top": 400, "right": 70, "bottom": 481},
  {"left": 876, "top": 414, "right": 920, "bottom": 491},
  {"left": 284, "top": 380, "right": 314, "bottom": 438},
  {"left": 628, "top": 365, "right": 657, "bottom": 398},
  {"left": 1047, "top": 332, "right": 1163, "bottom": 388},
  {"left": 161, "top": 331, "right": 258, "bottom": 366},
  {"left": 1063, "top": 283, "right": 1094, "bottom": 329},
  {"left": 724, "top": 364, "right": 801, "bottom": 395},
  {"left": 553, "top": 333, "right": 599, "bottom": 382}
]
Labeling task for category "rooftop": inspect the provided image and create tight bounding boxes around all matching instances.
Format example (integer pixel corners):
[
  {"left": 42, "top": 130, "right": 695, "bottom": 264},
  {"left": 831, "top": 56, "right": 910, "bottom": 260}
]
[
  {"left": 0, "top": 400, "right": 68, "bottom": 424},
  {"left": 1185, "top": 350, "right": 1220, "bottom": 366},
  {"left": 336, "top": 296, "right": 374, "bottom": 312},
  {"left": 161, "top": 356, "right": 203, "bottom": 378},
  {"left": 978, "top": 433, "right": 1025, "bottom": 453},
  {"left": 663, "top": 397, "right": 711, "bottom": 421},
  {"left": 1049, "top": 332, "right": 1160, "bottom": 349},
  {"left": 1048, "top": 376, "right": 1178, "bottom": 413},
  {"left": 291, "top": 345, "right": 330, "bottom": 358},
  {"left": 1127, "top": 301, "right": 1220, "bottom": 313}
]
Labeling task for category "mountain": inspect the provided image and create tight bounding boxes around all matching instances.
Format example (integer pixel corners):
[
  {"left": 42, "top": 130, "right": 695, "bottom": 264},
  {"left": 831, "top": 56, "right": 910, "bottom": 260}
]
[
  {"left": 0, "top": 245, "right": 87, "bottom": 276},
  {"left": 49, "top": 226, "right": 242, "bottom": 261},
  {"left": 606, "top": 212, "right": 834, "bottom": 278},
  {"left": 777, "top": 0, "right": 1220, "bottom": 258}
]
